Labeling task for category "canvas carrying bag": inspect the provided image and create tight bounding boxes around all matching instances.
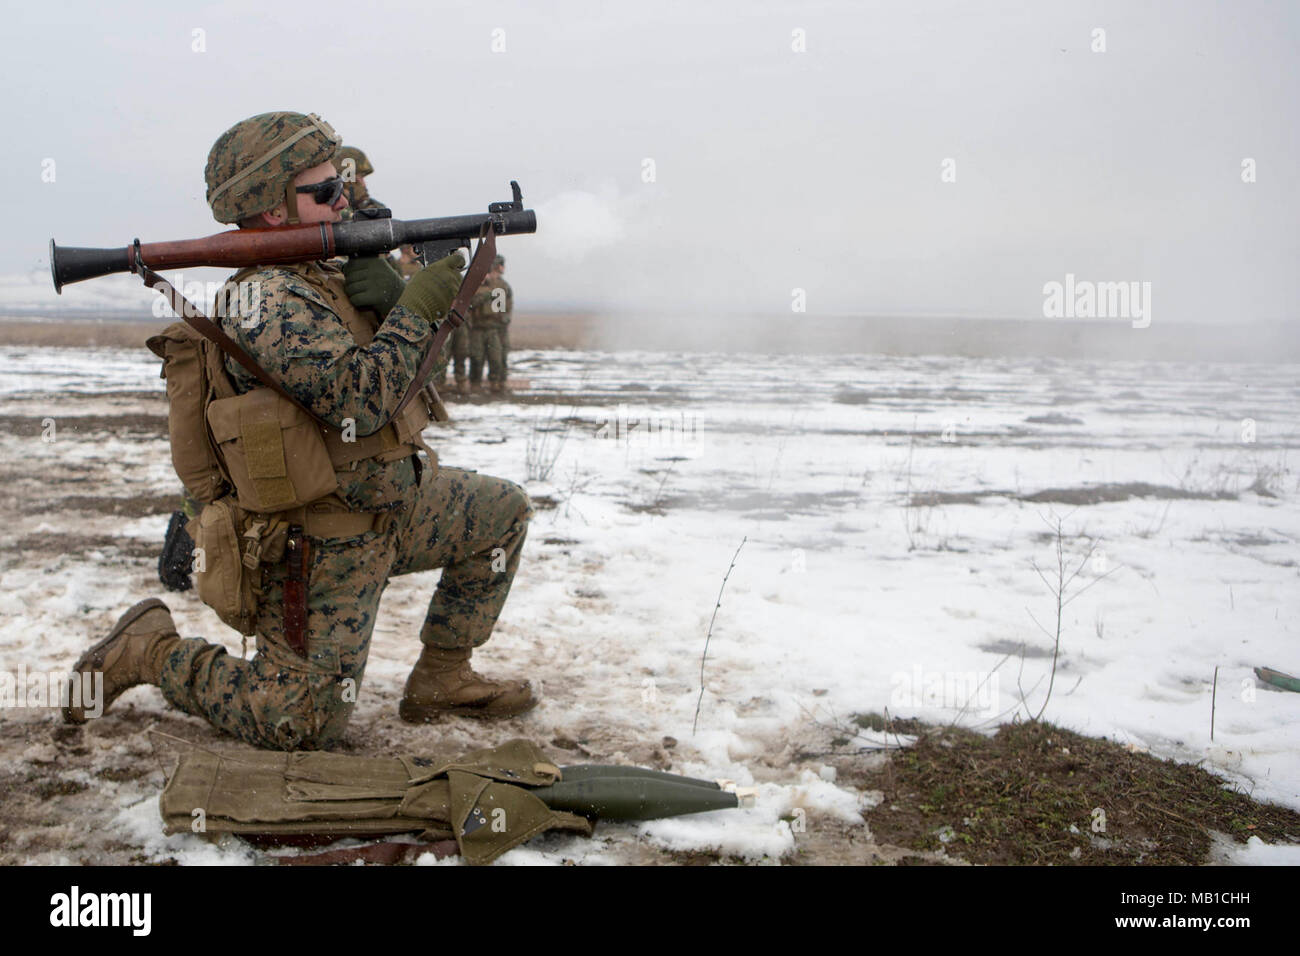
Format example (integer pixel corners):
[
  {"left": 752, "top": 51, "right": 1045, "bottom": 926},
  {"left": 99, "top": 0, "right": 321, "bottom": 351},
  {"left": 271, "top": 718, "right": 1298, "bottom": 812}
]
[
  {"left": 146, "top": 321, "right": 237, "bottom": 506},
  {"left": 160, "top": 738, "right": 593, "bottom": 865}
]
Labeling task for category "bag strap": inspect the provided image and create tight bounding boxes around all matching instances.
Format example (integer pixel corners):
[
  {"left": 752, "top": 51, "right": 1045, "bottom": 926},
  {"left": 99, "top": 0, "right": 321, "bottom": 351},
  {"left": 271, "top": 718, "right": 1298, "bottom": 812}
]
[{"left": 132, "top": 242, "right": 330, "bottom": 427}]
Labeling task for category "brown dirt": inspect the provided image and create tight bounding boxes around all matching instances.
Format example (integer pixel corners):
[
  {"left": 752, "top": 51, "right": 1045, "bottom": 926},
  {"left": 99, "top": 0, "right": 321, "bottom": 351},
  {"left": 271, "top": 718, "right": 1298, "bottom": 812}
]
[
  {"left": 909, "top": 482, "right": 1237, "bottom": 507},
  {"left": 0, "top": 314, "right": 599, "bottom": 350},
  {"left": 9, "top": 532, "right": 162, "bottom": 560},
  {"left": 846, "top": 719, "right": 1300, "bottom": 865},
  {"left": 0, "top": 413, "right": 166, "bottom": 438}
]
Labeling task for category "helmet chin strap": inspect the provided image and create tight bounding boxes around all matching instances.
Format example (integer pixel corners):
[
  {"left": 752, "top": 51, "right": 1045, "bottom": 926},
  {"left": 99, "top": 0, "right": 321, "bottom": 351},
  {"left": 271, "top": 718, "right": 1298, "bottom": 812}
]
[{"left": 284, "top": 182, "right": 300, "bottom": 225}]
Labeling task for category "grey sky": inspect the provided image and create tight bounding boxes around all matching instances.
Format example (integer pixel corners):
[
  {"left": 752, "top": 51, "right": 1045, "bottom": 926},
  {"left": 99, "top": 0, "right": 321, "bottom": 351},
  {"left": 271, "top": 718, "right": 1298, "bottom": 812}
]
[{"left": 6, "top": 0, "right": 1297, "bottom": 322}]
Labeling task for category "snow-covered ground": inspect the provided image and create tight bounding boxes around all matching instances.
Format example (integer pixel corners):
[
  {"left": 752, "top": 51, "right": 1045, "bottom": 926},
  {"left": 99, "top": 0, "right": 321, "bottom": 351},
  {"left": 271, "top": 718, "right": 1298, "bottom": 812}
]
[{"left": 1, "top": 344, "right": 1298, "bottom": 864}]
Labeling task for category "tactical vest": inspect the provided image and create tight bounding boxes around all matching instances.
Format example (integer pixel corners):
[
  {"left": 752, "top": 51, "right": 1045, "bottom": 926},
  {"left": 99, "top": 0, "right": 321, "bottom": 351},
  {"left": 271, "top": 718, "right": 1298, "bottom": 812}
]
[
  {"left": 148, "top": 262, "right": 435, "bottom": 518},
  {"left": 146, "top": 263, "right": 438, "bottom": 634}
]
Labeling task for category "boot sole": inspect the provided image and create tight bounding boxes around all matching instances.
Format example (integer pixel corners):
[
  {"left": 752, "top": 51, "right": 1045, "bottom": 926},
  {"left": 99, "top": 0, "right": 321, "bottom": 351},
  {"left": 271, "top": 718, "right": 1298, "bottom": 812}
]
[
  {"left": 63, "top": 598, "right": 170, "bottom": 725},
  {"left": 399, "top": 697, "right": 537, "bottom": 722}
]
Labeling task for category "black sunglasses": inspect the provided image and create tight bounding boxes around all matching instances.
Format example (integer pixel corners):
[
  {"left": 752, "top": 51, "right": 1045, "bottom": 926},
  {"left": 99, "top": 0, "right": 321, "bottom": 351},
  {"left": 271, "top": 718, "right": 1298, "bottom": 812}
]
[{"left": 295, "top": 177, "right": 345, "bottom": 206}]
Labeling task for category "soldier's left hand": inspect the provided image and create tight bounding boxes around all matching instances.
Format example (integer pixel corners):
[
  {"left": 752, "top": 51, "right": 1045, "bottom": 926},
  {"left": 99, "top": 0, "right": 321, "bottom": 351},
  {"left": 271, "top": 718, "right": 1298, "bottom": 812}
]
[{"left": 343, "top": 255, "right": 406, "bottom": 318}]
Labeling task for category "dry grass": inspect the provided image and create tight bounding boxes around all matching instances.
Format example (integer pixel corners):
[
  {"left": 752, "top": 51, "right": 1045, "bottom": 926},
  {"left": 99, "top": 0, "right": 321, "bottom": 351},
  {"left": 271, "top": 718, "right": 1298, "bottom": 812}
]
[{"left": 854, "top": 720, "right": 1300, "bottom": 865}]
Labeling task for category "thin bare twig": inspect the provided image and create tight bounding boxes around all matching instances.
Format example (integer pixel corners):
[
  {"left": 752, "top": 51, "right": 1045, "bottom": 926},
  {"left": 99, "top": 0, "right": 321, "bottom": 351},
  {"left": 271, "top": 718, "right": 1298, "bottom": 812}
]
[
  {"left": 692, "top": 537, "right": 747, "bottom": 736},
  {"left": 1027, "top": 512, "right": 1119, "bottom": 722},
  {"left": 1032, "top": 517, "right": 1067, "bottom": 721},
  {"left": 1211, "top": 665, "right": 1219, "bottom": 742}
]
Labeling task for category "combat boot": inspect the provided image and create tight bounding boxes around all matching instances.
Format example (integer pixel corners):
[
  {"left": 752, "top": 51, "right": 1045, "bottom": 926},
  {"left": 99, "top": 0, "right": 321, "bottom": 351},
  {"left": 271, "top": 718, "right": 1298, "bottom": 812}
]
[
  {"left": 454, "top": 379, "right": 469, "bottom": 397},
  {"left": 63, "top": 598, "right": 181, "bottom": 725},
  {"left": 399, "top": 646, "right": 537, "bottom": 721}
]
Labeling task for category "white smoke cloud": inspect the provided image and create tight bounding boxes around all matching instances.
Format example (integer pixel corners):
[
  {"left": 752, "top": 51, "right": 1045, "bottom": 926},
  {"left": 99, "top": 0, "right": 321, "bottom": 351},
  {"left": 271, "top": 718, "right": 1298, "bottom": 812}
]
[{"left": 533, "top": 184, "right": 639, "bottom": 262}]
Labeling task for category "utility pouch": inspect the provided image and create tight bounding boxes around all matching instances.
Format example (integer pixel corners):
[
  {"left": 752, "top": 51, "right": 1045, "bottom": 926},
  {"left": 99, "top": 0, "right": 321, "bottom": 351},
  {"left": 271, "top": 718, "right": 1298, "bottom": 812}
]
[
  {"left": 207, "top": 388, "right": 338, "bottom": 513},
  {"left": 189, "top": 497, "right": 256, "bottom": 635},
  {"left": 189, "top": 498, "right": 291, "bottom": 636}
]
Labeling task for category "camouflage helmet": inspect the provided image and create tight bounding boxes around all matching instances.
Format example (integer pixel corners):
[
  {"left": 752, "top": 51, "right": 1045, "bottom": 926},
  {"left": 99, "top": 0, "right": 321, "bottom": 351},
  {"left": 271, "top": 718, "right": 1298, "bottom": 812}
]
[
  {"left": 336, "top": 145, "right": 373, "bottom": 208},
  {"left": 335, "top": 145, "right": 374, "bottom": 181},
  {"left": 494, "top": 255, "right": 505, "bottom": 266},
  {"left": 205, "top": 111, "right": 340, "bottom": 224}
]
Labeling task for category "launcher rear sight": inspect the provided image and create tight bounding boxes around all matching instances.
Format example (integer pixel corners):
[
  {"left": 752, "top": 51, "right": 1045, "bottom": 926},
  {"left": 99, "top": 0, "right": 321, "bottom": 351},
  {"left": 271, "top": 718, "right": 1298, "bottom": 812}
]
[{"left": 413, "top": 181, "right": 527, "bottom": 267}]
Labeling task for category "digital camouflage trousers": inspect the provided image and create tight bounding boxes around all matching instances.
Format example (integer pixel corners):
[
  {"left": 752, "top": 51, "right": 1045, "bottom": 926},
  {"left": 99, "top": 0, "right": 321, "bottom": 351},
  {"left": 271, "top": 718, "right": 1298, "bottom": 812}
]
[
  {"left": 157, "top": 465, "right": 532, "bottom": 751},
  {"left": 469, "top": 325, "right": 509, "bottom": 385},
  {"left": 437, "top": 323, "right": 472, "bottom": 386}
]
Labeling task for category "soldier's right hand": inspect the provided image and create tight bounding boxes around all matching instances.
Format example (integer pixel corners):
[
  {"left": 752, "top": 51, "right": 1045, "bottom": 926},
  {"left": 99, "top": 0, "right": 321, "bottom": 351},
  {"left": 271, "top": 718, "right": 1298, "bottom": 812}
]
[
  {"left": 394, "top": 253, "right": 467, "bottom": 327},
  {"left": 343, "top": 255, "right": 406, "bottom": 318}
]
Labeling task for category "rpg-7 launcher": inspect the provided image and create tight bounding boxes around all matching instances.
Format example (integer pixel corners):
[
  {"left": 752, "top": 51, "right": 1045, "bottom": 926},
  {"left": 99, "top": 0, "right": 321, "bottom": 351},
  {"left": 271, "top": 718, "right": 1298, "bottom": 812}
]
[
  {"left": 48, "top": 182, "right": 535, "bottom": 429},
  {"left": 49, "top": 181, "right": 535, "bottom": 292}
]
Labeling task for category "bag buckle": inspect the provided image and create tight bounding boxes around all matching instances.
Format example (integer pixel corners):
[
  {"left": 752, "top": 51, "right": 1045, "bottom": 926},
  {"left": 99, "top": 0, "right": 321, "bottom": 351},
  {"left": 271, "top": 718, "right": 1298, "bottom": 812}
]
[{"left": 242, "top": 519, "right": 268, "bottom": 570}]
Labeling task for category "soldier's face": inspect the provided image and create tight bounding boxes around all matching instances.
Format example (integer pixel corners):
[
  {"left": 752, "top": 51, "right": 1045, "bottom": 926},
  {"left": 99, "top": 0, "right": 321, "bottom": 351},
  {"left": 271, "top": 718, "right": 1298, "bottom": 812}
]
[{"left": 292, "top": 161, "right": 349, "bottom": 223}]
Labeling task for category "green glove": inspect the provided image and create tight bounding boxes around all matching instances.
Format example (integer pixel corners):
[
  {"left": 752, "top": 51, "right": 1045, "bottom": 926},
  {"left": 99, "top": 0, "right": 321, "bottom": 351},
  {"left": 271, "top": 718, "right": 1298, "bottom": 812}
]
[
  {"left": 343, "top": 255, "right": 406, "bottom": 318},
  {"left": 395, "top": 253, "right": 467, "bottom": 326}
]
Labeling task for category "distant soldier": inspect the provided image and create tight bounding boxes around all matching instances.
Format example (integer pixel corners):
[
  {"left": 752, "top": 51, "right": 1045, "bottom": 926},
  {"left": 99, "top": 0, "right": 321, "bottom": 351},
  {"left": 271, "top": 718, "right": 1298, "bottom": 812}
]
[
  {"left": 466, "top": 273, "right": 494, "bottom": 394},
  {"left": 432, "top": 263, "right": 474, "bottom": 396},
  {"left": 335, "top": 144, "right": 407, "bottom": 296},
  {"left": 334, "top": 145, "right": 385, "bottom": 216},
  {"left": 472, "top": 255, "right": 513, "bottom": 395},
  {"left": 489, "top": 255, "right": 513, "bottom": 393}
]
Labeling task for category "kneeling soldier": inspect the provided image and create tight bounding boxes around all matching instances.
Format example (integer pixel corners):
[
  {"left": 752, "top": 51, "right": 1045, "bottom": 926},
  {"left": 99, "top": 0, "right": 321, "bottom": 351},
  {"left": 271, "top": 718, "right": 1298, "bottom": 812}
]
[{"left": 64, "top": 112, "right": 537, "bottom": 750}]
